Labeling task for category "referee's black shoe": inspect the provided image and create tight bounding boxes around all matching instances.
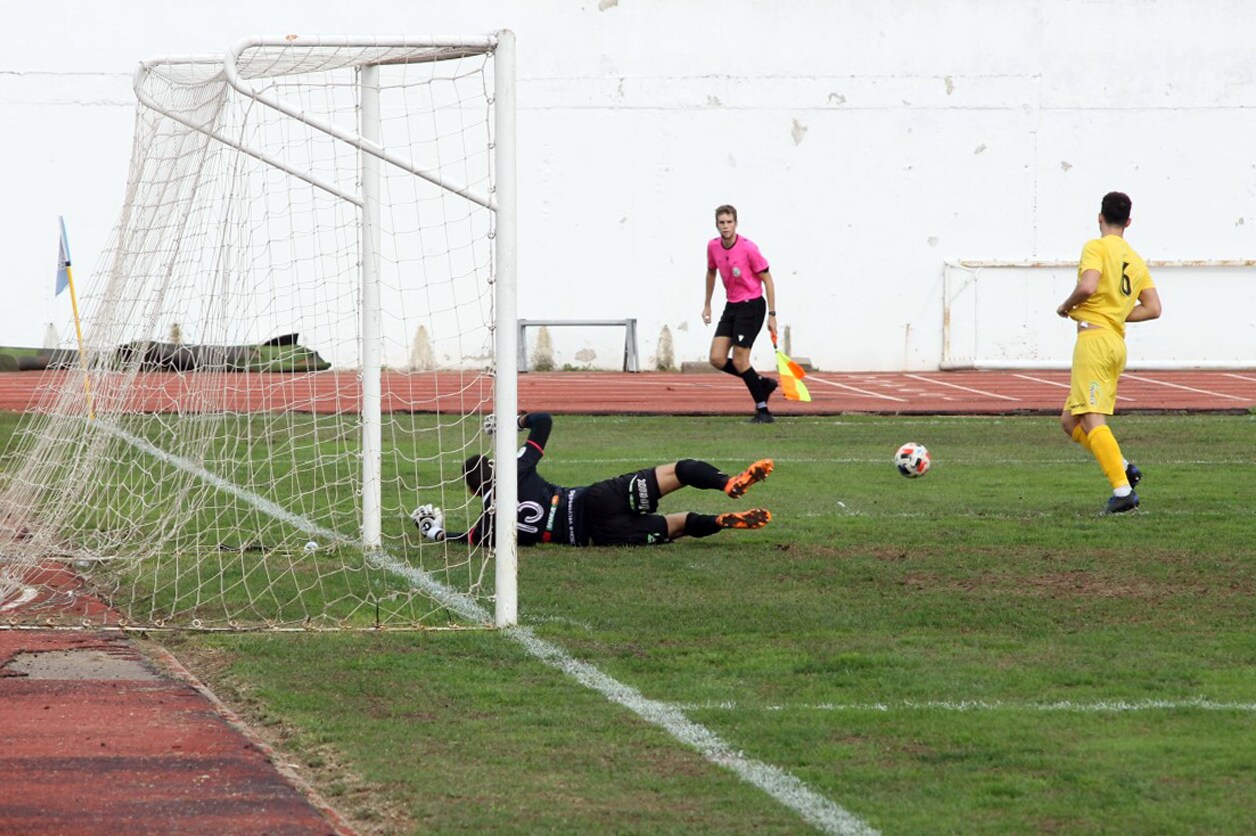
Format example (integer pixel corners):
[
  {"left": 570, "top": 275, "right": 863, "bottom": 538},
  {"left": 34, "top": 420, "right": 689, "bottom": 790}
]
[{"left": 748, "top": 410, "right": 775, "bottom": 424}]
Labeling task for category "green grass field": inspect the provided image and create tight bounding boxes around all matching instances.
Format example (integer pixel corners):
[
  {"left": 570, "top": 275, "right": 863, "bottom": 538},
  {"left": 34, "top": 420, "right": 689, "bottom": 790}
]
[{"left": 66, "top": 413, "right": 1256, "bottom": 831}]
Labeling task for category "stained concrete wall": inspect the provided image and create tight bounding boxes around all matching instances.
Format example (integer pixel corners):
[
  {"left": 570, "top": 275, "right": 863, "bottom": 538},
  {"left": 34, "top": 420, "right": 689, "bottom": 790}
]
[{"left": 3, "top": 1, "right": 1252, "bottom": 370}]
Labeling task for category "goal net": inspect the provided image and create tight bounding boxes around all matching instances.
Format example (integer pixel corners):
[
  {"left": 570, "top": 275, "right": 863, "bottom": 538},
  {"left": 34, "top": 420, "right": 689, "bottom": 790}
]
[{"left": 0, "top": 35, "right": 518, "bottom": 630}]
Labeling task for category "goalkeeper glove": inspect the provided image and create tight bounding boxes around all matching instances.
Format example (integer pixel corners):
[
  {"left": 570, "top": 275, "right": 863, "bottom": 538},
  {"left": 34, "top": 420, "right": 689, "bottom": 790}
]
[
  {"left": 483, "top": 413, "right": 526, "bottom": 435},
  {"left": 410, "top": 503, "right": 445, "bottom": 541}
]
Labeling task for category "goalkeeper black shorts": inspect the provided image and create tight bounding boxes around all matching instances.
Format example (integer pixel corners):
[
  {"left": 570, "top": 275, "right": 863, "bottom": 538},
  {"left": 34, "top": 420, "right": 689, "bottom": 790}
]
[{"left": 581, "top": 468, "right": 670, "bottom": 546}]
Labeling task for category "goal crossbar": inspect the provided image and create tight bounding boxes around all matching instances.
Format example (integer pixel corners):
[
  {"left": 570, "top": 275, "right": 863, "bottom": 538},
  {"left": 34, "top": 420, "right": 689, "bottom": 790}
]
[
  {"left": 133, "top": 57, "right": 364, "bottom": 206},
  {"left": 225, "top": 37, "right": 497, "bottom": 210}
]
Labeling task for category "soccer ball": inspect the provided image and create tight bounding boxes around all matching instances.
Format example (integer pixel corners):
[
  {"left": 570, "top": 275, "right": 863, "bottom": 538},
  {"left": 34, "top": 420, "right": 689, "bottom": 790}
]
[{"left": 894, "top": 442, "right": 931, "bottom": 478}]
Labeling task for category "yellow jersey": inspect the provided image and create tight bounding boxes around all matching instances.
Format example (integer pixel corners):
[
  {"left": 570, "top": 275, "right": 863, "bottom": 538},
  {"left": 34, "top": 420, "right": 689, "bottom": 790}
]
[{"left": 1069, "top": 234, "right": 1154, "bottom": 337}]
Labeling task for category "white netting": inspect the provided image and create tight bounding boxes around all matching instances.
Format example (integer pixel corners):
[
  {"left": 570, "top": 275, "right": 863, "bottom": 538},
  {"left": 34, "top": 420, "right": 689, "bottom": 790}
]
[{"left": 0, "top": 39, "right": 503, "bottom": 630}]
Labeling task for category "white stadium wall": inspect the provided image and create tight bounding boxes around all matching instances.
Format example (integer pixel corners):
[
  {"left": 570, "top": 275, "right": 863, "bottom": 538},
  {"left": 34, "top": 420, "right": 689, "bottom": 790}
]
[{"left": 3, "top": 0, "right": 1254, "bottom": 372}]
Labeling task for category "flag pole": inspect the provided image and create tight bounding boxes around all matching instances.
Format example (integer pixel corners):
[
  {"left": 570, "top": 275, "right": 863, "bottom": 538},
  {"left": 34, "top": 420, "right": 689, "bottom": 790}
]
[{"left": 57, "top": 217, "right": 95, "bottom": 420}]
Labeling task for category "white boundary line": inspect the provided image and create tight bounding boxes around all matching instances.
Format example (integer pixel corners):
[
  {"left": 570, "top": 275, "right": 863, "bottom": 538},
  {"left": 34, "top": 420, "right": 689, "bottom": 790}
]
[
  {"left": 105, "top": 422, "right": 877, "bottom": 836},
  {"left": 679, "top": 698, "right": 1256, "bottom": 713},
  {"left": 1222, "top": 372, "right": 1256, "bottom": 384},
  {"left": 1123, "top": 373, "right": 1248, "bottom": 401},
  {"left": 904, "top": 374, "right": 1020, "bottom": 401},
  {"left": 1013, "top": 373, "right": 1135, "bottom": 402}
]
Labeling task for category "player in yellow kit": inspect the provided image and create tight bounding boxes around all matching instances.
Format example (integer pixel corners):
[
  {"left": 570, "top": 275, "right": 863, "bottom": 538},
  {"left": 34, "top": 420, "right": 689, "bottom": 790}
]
[{"left": 1056, "top": 192, "right": 1162, "bottom": 514}]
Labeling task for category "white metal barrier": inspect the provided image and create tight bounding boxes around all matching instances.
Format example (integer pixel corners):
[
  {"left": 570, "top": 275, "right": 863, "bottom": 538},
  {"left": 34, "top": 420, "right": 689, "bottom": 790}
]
[{"left": 517, "top": 318, "right": 640, "bottom": 372}]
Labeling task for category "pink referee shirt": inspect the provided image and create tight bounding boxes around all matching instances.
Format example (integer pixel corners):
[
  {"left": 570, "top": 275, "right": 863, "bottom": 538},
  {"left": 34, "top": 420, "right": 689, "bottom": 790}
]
[{"left": 707, "top": 235, "right": 769, "bottom": 303}]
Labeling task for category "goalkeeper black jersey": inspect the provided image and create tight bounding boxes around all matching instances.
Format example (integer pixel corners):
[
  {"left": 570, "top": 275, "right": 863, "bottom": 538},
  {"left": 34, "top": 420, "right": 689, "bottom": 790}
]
[{"left": 448, "top": 413, "right": 588, "bottom": 547}]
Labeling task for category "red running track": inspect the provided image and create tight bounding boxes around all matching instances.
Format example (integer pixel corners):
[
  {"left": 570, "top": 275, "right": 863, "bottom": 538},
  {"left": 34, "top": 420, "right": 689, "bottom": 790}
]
[
  {"left": 1, "top": 369, "right": 1253, "bottom": 415},
  {"left": 511, "top": 369, "right": 1256, "bottom": 415},
  {"left": 0, "top": 628, "right": 349, "bottom": 835}
]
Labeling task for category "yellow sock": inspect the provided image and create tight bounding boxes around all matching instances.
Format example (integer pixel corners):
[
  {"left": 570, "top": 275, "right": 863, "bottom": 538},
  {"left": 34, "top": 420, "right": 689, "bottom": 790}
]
[
  {"left": 1071, "top": 425, "right": 1092, "bottom": 452},
  {"left": 1087, "top": 425, "right": 1130, "bottom": 491}
]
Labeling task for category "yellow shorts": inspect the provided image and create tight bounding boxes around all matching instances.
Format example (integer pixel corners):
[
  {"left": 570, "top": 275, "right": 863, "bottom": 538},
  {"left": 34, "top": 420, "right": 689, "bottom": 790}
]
[{"left": 1065, "top": 328, "right": 1126, "bottom": 416}]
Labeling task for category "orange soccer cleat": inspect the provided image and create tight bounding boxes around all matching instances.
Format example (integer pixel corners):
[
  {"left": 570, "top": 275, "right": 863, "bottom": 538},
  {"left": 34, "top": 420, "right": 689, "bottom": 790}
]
[
  {"left": 724, "top": 458, "right": 774, "bottom": 499},
  {"left": 715, "top": 508, "right": 772, "bottom": 529}
]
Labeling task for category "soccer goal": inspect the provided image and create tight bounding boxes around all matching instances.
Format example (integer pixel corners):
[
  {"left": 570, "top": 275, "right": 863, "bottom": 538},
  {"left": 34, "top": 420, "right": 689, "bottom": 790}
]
[
  {"left": 942, "top": 259, "right": 1256, "bottom": 369},
  {"left": 0, "top": 34, "right": 519, "bottom": 630}
]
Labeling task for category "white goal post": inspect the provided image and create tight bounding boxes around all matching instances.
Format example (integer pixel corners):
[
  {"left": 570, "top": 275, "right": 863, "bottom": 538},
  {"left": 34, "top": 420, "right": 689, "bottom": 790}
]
[
  {"left": 0, "top": 34, "right": 518, "bottom": 630},
  {"left": 942, "top": 259, "right": 1256, "bottom": 370}
]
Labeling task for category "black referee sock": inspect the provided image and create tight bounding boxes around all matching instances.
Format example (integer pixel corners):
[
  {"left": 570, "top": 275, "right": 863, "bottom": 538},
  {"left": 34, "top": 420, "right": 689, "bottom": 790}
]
[
  {"left": 720, "top": 358, "right": 741, "bottom": 377},
  {"left": 740, "top": 367, "right": 768, "bottom": 409},
  {"left": 683, "top": 512, "right": 723, "bottom": 538},
  {"left": 675, "top": 459, "right": 728, "bottom": 491}
]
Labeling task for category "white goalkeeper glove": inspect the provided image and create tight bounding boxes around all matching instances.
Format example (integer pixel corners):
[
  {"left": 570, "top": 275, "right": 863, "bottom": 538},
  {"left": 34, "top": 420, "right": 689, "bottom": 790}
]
[
  {"left": 483, "top": 414, "right": 526, "bottom": 436},
  {"left": 410, "top": 503, "right": 445, "bottom": 541}
]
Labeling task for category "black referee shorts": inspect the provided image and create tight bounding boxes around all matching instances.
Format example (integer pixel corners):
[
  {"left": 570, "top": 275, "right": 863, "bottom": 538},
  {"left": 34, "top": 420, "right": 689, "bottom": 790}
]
[{"left": 714, "top": 296, "right": 766, "bottom": 348}]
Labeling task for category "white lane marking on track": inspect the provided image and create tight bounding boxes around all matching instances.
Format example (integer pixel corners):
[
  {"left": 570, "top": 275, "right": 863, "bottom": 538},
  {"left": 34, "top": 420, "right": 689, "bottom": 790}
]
[
  {"left": 104, "top": 422, "right": 877, "bottom": 836},
  {"left": 1013, "top": 373, "right": 1135, "bottom": 401},
  {"left": 904, "top": 374, "right": 1020, "bottom": 401},
  {"left": 804, "top": 376, "right": 908, "bottom": 402},
  {"left": 1013, "top": 373, "right": 1070, "bottom": 388},
  {"left": 1222, "top": 372, "right": 1256, "bottom": 384},
  {"left": 1123, "top": 374, "right": 1248, "bottom": 401}
]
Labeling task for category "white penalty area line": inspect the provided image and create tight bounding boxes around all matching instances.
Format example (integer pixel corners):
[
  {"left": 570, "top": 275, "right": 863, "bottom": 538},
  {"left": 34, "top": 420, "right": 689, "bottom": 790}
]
[
  {"left": 107, "top": 421, "right": 877, "bottom": 836},
  {"left": 507, "top": 626, "right": 877, "bottom": 836},
  {"left": 681, "top": 698, "right": 1256, "bottom": 713}
]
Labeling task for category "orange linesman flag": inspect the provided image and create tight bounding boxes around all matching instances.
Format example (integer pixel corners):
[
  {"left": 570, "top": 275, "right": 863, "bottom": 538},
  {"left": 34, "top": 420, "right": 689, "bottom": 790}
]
[{"left": 771, "top": 332, "right": 811, "bottom": 402}]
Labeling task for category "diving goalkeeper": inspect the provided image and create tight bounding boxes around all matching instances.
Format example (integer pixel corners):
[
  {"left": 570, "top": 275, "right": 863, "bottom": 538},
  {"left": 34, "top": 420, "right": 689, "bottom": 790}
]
[{"left": 411, "top": 412, "right": 773, "bottom": 547}]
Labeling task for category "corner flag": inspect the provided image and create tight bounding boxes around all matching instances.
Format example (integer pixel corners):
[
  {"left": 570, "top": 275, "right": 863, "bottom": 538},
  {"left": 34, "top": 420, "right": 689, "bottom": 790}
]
[
  {"left": 54, "top": 216, "right": 95, "bottom": 419},
  {"left": 56, "top": 216, "right": 72, "bottom": 296}
]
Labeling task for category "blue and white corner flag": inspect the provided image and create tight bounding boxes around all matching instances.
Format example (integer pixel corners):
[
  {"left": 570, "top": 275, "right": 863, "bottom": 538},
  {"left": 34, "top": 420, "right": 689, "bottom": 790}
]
[{"left": 56, "top": 216, "right": 72, "bottom": 296}]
